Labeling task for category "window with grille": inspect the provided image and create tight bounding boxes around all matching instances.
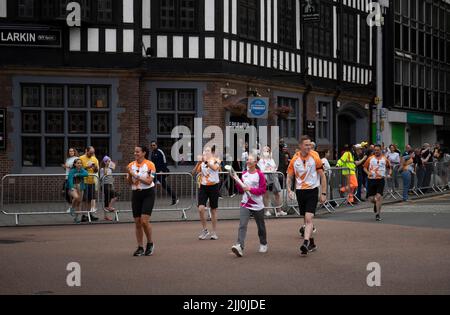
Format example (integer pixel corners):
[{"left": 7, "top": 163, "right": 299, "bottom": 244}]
[
  {"left": 97, "top": 0, "right": 113, "bottom": 22},
  {"left": 238, "top": 0, "right": 258, "bottom": 40},
  {"left": 278, "top": 0, "right": 294, "bottom": 47},
  {"left": 317, "top": 102, "right": 330, "bottom": 140},
  {"left": 160, "top": 0, "right": 197, "bottom": 30},
  {"left": 342, "top": 12, "right": 357, "bottom": 62},
  {"left": 305, "top": 3, "right": 332, "bottom": 58},
  {"left": 20, "top": 84, "right": 111, "bottom": 167},
  {"left": 18, "top": 0, "right": 34, "bottom": 18},
  {"left": 156, "top": 89, "right": 197, "bottom": 165},
  {"left": 277, "top": 97, "right": 299, "bottom": 140}
]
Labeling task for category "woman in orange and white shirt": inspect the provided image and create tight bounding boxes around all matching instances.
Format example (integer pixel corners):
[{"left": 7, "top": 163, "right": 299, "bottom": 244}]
[
  {"left": 127, "top": 145, "right": 157, "bottom": 257},
  {"left": 192, "top": 146, "right": 221, "bottom": 240}
]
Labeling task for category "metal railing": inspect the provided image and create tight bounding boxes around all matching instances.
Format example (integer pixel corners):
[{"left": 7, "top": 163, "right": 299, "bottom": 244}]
[
  {"left": 1, "top": 162, "right": 449, "bottom": 226},
  {"left": 1, "top": 174, "right": 100, "bottom": 225},
  {"left": 99, "top": 172, "right": 195, "bottom": 221}
]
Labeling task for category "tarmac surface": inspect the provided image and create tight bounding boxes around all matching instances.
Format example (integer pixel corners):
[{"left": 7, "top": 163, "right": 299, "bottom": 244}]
[{"left": 1, "top": 194, "right": 450, "bottom": 295}]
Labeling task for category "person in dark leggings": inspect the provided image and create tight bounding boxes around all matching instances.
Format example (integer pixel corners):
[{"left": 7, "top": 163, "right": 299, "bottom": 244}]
[
  {"left": 150, "top": 141, "right": 179, "bottom": 206},
  {"left": 127, "top": 145, "right": 157, "bottom": 257}
]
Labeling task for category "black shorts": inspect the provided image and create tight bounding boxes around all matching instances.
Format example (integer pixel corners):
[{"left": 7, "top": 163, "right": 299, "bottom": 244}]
[
  {"left": 368, "top": 179, "right": 385, "bottom": 197},
  {"left": 198, "top": 184, "right": 220, "bottom": 209},
  {"left": 295, "top": 188, "right": 319, "bottom": 216},
  {"left": 132, "top": 188, "right": 156, "bottom": 218},
  {"left": 83, "top": 184, "right": 96, "bottom": 202},
  {"left": 103, "top": 184, "right": 118, "bottom": 207}
]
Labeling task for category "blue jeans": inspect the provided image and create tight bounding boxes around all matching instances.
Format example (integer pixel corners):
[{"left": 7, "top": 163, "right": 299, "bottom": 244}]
[
  {"left": 356, "top": 171, "right": 367, "bottom": 200},
  {"left": 402, "top": 171, "right": 411, "bottom": 201}
]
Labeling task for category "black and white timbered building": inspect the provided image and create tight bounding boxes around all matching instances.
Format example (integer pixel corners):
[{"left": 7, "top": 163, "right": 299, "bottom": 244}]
[{"left": 0, "top": 0, "right": 376, "bottom": 174}]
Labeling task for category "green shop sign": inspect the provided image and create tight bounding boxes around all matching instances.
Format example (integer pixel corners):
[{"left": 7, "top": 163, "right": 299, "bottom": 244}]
[{"left": 407, "top": 113, "right": 434, "bottom": 125}]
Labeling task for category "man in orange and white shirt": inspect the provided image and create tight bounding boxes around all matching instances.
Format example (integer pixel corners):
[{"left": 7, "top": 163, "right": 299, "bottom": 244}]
[
  {"left": 363, "top": 144, "right": 392, "bottom": 222},
  {"left": 287, "top": 135, "right": 327, "bottom": 256}
]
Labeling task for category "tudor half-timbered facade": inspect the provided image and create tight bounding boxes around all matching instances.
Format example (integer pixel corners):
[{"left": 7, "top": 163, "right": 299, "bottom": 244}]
[{"left": 0, "top": 0, "right": 376, "bottom": 175}]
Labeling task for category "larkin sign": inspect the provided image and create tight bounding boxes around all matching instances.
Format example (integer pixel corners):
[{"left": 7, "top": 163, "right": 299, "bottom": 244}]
[{"left": 0, "top": 28, "right": 61, "bottom": 48}]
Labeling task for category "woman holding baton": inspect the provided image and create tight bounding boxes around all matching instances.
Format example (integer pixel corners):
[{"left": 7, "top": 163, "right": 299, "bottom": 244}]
[{"left": 229, "top": 154, "right": 268, "bottom": 257}]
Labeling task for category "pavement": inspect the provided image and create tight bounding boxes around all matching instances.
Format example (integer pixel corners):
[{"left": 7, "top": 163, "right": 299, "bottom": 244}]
[{"left": 0, "top": 193, "right": 450, "bottom": 295}]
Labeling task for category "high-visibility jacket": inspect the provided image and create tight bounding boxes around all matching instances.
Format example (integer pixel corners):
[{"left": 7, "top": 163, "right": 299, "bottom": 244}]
[{"left": 337, "top": 151, "right": 356, "bottom": 175}]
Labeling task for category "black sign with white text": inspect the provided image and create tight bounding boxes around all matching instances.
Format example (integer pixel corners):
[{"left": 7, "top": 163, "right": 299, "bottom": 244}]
[
  {"left": 0, "top": 27, "right": 62, "bottom": 48},
  {"left": 302, "top": 0, "right": 321, "bottom": 23}
]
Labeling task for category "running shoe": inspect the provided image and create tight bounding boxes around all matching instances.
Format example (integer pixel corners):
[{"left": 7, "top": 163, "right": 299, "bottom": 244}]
[
  {"left": 145, "top": 243, "right": 154, "bottom": 256},
  {"left": 198, "top": 229, "right": 210, "bottom": 240},
  {"left": 376, "top": 214, "right": 382, "bottom": 222},
  {"left": 74, "top": 217, "right": 81, "bottom": 224},
  {"left": 307, "top": 243, "right": 318, "bottom": 252},
  {"left": 277, "top": 211, "right": 288, "bottom": 216},
  {"left": 210, "top": 233, "right": 219, "bottom": 240},
  {"left": 265, "top": 211, "right": 272, "bottom": 217},
  {"left": 259, "top": 244, "right": 268, "bottom": 253},
  {"left": 300, "top": 241, "right": 310, "bottom": 256},
  {"left": 170, "top": 199, "right": 180, "bottom": 206},
  {"left": 133, "top": 247, "right": 145, "bottom": 257},
  {"left": 231, "top": 244, "right": 244, "bottom": 257}
]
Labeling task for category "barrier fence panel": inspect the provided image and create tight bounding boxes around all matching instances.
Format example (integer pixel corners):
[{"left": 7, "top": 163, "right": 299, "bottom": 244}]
[
  {"left": 433, "top": 161, "right": 450, "bottom": 192},
  {"left": 1, "top": 174, "right": 99, "bottom": 225},
  {"left": 100, "top": 172, "right": 195, "bottom": 222},
  {"left": 2, "top": 163, "right": 449, "bottom": 226}
]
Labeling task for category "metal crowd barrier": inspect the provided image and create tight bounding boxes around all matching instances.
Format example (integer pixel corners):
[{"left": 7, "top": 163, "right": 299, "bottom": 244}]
[
  {"left": 2, "top": 163, "right": 449, "bottom": 226},
  {"left": 1, "top": 174, "right": 100, "bottom": 225},
  {"left": 367, "top": 161, "right": 450, "bottom": 201},
  {"left": 99, "top": 172, "right": 195, "bottom": 222}
]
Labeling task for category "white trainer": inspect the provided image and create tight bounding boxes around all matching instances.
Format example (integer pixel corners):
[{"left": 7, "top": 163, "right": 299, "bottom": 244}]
[
  {"left": 265, "top": 210, "right": 272, "bottom": 217},
  {"left": 210, "top": 233, "right": 219, "bottom": 240},
  {"left": 231, "top": 244, "right": 244, "bottom": 257},
  {"left": 259, "top": 244, "right": 268, "bottom": 253},
  {"left": 198, "top": 229, "right": 210, "bottom": 240},
  {"left": 277, "top": 211, "right": 288, "bottom": 216}
]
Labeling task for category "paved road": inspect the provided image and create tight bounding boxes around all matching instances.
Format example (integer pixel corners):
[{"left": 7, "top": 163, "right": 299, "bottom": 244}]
[{"left": 1, "top": 194, "right": 449, "bottom": 295}]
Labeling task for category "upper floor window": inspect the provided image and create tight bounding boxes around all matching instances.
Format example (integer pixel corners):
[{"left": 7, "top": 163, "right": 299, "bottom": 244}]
[
  {"left": 239, "top": 0, "right": 258, "bottom": 40},
  {"left": 342, "top": 11, "right": 357, "bottom": 62},
  {"left": 18, "top": 0, "right": 34, "bottom": 18},
  {"left": 360, "top": 16, "right": 370, "bottom": 65},
  {"left": 278, "top": 0, "right": 295, "bottom": 47},
  {"left": 305, "top": 3, "right": 333, "bottom": 58},
  {"left": 97, "top": 0, "right": 113, "bottom": 23},
  {"left": 160, "top": 0, "right": 197, "bottom": 30}
]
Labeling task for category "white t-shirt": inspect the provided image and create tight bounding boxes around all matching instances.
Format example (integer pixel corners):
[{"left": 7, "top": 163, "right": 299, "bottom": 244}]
[
  {"left": 65, "top": 157, "right": 77, "bottom": 178},
  {"left": 257, "top": 158, "right": 278, "bottom": 173},
  {"left": 386, "top": 152, "right": 400, "bottom": 164}
]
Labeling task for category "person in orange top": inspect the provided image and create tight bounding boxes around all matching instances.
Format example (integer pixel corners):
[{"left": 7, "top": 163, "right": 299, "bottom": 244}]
[
  {"left": 286, "top": 136, "right": 327, "bottom": 256},
  {"left": 127, "top": 145, "right": 157, "bottom": 257},
  {"left": 363, "top": 144, "right": 392, "bottom": 221},
  {"left": 192, "top": 146, "right": 221, "bottom": 240}
]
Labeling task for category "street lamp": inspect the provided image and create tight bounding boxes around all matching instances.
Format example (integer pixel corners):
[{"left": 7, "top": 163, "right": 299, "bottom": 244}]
[{"left": 375, "top": 0, "right": 389, "bottom": 145}]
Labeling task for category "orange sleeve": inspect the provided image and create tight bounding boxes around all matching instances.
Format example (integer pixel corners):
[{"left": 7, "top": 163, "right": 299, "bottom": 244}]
[
  {"left": 287, "top": 156, "right": 296, "bottom": 176},
  {"left": 148, "top": 161, "right": 157, "bottom": 175}
]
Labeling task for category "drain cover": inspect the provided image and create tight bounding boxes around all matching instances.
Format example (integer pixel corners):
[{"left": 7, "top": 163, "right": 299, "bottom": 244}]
[{"left": 0, "top": 240, "right": 25, "bottom": 244}]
